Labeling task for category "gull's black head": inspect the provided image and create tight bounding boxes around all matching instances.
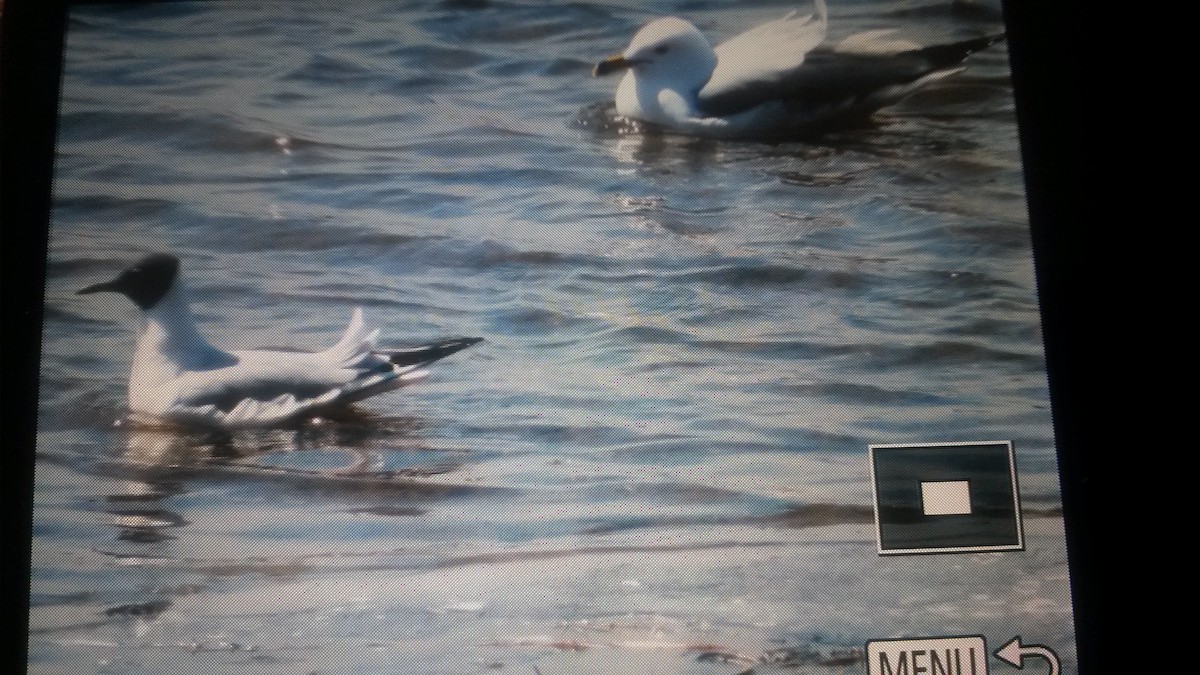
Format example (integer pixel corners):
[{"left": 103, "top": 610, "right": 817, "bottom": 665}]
[{"left": 77, "top": 253, "right": 180, "bottom": 310}]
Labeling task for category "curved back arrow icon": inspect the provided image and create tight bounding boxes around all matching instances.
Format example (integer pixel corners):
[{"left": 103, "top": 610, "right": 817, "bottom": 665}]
[{"left": 995, "top": 636, "right": 1060, "bottom": 675}]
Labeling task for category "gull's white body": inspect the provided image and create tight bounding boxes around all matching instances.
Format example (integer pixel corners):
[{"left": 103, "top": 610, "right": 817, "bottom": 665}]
[{"left": 127, "top": 284, "right": 428, "bottom": 428}]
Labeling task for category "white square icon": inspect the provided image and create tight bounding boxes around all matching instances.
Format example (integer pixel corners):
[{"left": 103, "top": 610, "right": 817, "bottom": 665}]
[{"left": 920, "top": 480, "right": 971, "bottom": 516}]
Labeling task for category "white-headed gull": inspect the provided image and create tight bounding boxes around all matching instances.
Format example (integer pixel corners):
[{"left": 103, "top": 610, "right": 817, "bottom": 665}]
[
  {"left": 77, "top": 253, "right": 482, "bottom": 429},
  {"left": 593, "top": 0, "right": 1004, "bottom": 138}
]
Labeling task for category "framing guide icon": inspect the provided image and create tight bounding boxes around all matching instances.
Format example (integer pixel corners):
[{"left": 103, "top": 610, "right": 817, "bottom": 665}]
[{"left": 869, "top": 441, "right": 1024, "bottom": 555}]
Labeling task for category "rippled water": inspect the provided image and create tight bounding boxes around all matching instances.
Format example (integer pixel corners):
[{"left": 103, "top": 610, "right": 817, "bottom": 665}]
[{"left": 31, "top": 1, "right": 1076, "bottom": 673}]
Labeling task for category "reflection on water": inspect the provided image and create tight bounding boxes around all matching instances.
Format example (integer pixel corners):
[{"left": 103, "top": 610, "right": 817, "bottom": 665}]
[{"left": 30, "top": 413, "right": 1072, "bottom": 674}]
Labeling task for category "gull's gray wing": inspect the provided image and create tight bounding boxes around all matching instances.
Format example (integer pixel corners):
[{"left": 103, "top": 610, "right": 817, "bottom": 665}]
[
  {"left": 152, "top": 309, "right": 481, "bottom": 427},
  {"left": 166, "top": 337, "right": 481, "bottom": 424},
  {"left": 170, "top": 350, "right": 383, "bottom": 413},
  {"left": 706, "top": 0, "right": 828, "bottom": 97},
  {"left": 697, "top": 34, "right": 1003, "bottom": 119}
]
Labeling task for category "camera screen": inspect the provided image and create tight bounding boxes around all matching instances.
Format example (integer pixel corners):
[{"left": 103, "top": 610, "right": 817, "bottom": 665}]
[{"left": 27, "top": 1, "right": 1079, "bottom": 673}]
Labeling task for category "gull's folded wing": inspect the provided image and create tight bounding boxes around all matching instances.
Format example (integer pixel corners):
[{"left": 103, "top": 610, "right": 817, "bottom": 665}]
[
  {"left": 148, "top": 309, "right": 479, "bottom": 428},
  {"left": 698, "top": 34, "right": 1003, "bottom": 120},
  {"left": 703, "top": 0, "right": 828, "bottom": 101}
]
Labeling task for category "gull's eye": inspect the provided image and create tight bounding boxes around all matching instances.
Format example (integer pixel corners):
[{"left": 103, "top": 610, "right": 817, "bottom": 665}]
[{"left": 654, "top": 45, "right": 669, "bottom": 54}]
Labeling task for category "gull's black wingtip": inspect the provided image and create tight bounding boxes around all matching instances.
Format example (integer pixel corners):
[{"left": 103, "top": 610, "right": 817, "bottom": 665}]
[
  {"left": 905, "top": 32, "right": 1006, "bottom": 69},
  {"left": 381, "top": 337, "right": 484, "bottom": 367},
  {"left": 979, "top": 32, "right": 1007, "bottom": 50}
]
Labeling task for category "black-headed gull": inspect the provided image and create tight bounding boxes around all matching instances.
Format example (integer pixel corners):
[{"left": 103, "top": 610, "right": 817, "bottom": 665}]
[
  {"left": 77, "top": 253, "right": 482, "bottom": 428},
  {"left": 593, "top": 0, "right": 1003, "bottom": 138}
]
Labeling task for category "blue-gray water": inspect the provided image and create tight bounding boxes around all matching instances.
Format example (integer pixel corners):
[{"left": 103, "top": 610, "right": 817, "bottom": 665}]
[{"left": 31, "top": 1, "right": 1076, "bottom": 673}]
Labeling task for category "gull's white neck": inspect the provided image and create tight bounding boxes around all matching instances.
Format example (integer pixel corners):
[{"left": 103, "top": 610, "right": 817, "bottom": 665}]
[
  {"left": 134, "top": 283, "right": 228, "bottom": 371},
  {"left": 128, "top": 282, "right": 232, "bottom": 415}
]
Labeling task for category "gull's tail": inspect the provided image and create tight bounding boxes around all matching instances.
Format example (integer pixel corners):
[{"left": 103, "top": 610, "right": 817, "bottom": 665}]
[{"left": 324, "top": 307, "right": 382, "bottom": 368}]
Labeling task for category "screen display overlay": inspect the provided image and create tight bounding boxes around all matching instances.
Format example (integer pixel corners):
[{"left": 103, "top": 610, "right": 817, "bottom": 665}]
[{"left": 27, "top": 1, "right": 1079, "bottom": 672}]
